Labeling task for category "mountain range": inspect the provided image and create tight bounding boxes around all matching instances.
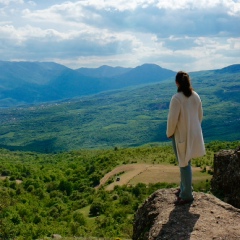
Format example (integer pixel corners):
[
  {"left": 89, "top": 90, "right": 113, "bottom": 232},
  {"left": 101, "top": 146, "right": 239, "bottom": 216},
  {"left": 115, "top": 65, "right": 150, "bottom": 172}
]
[
  {"left": 0, "top": 61, "right": 175, "bottom": 107},
  {"left": 0, "top": 61, "right": 239, "bottom": 152}
]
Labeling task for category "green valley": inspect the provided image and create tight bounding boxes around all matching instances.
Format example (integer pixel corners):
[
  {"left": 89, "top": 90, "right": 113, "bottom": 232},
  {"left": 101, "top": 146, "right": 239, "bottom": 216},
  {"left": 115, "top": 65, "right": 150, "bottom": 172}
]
[
  {"left": 0, "top": 66, "right": 239, "bottom": 153},
  {"left": 0, "top": 63, "right": 239, "bottom": 238},
  {"left": 0, "top": 141, "right": 239, "bottom": 239}
]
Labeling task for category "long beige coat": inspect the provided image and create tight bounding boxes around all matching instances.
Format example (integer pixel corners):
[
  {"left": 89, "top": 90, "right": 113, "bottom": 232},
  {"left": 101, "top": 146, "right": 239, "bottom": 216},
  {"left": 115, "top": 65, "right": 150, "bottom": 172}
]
[{"left": 167, "top": 91, "right": 206, "bottom": 167}]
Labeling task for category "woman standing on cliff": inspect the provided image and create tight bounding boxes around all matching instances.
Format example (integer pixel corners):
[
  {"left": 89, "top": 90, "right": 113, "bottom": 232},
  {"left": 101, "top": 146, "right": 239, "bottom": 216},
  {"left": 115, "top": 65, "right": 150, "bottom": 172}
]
[{"left": 167, "top": 71, "right": 206, "bottom": 205}]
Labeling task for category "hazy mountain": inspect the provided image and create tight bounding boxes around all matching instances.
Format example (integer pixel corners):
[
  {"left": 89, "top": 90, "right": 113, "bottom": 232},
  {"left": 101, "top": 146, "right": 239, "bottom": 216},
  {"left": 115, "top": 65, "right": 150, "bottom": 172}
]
[
  {"left": 214, "top": 64, "right": 240, "bottom": 74},
  {"left": 76, "top": 65, "right": 132, "bottom": 78},
  {"left": 0, "top": 61, "right": 68, "bottom": 86},
  {"left": 48, "top": 68, "right": 106, "bottom": 98},
  {"left": 0, "top": 61, "right": 176, "bottom": 107},
  {"left": 116, "top": 63, "right": 175, "bottom": 84}
]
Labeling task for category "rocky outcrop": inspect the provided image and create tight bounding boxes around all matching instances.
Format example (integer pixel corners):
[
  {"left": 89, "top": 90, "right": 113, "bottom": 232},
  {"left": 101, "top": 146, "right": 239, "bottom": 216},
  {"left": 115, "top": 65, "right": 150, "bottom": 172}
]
[
  {"left": 211, "top": 146, "right": 240, "bottom": 208},
  {"left": 133, "top": 188, "right": 240, "bottom": 240}
]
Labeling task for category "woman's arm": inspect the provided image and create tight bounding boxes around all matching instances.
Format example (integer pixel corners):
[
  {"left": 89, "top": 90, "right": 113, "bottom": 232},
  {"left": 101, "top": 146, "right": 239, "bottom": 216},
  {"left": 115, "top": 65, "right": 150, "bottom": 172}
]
[{"left": 166, "top": 97, "right": 180, "bottom": 138}]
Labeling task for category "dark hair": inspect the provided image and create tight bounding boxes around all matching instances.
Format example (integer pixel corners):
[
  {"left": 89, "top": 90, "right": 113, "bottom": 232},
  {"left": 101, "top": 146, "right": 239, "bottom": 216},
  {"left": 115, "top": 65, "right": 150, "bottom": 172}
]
[{"left": 175, "top": 71, "right": 193, "bottom": 97}]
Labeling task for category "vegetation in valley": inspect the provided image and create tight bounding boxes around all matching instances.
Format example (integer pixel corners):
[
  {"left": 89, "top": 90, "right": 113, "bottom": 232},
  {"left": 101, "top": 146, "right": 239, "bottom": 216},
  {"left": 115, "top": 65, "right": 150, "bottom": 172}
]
[
  {"left": 0, "top": 64, "right": 239, "bottom": 238},
  {"left": 0, "top": 141, "right": 239, "bottom": 239},
  {"left": 0, "top": 67, "right": 239, "bottom": 153}
]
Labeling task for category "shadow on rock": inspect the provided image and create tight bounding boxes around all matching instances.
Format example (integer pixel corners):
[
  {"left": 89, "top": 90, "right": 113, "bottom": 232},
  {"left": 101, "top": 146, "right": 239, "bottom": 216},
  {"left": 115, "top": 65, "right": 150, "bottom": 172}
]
[{"left": 157, "top": 203, "right": 200, "bottom": 239}]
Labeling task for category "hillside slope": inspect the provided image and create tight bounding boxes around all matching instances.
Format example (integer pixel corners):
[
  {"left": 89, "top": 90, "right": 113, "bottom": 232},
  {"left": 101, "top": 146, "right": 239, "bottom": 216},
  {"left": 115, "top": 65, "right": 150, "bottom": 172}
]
[{"left": 0, "top": 64, "right": 239, "bottom": 152}]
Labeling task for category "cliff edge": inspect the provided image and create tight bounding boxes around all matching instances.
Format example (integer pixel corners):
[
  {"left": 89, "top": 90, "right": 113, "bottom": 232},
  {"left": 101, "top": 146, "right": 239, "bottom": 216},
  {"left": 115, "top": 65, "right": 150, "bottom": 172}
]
[
  {"left": 133, "top": 146, "right": 240, "bottom": 239},
  {"left": 133, "top": 188, "right": 240, "bottom": 240}
]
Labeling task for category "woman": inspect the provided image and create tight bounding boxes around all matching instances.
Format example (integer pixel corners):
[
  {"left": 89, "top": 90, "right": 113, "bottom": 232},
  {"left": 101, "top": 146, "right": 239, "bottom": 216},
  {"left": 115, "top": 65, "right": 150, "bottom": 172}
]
[{"left": 166, "top": 71, "right": 206, "bottom": 205}]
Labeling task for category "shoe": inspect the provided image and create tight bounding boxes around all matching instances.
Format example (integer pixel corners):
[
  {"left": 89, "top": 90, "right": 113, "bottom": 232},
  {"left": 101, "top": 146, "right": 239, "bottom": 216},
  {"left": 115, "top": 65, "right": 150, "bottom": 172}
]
[
  {"left": 174, "top": 197, "right": 194, "bottom": 205},
  {"left": 174, "top": 189, "right": 181, "bottom": 197}
]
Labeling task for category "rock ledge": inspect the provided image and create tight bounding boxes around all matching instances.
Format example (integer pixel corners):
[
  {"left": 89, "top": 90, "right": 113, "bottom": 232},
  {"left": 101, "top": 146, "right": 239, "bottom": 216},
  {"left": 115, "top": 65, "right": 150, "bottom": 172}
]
[{"left": 133, "top": 188, "right": 240, "bottom": 240}]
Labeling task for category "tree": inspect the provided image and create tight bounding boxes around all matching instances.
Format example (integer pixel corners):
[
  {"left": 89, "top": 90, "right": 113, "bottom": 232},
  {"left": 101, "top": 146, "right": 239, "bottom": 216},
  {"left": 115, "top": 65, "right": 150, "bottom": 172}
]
[
  {"left": 89, "top": 173, "right": 101, "bottom": 187},
  {"left": 89, "top": 200, "right": 105, "bottom": 216},
  {"left": 58, "top": 180, "right": 73, "bottom": 196},
  {"left": 0, "top": 192, "right": 17, "bottom": 239}
]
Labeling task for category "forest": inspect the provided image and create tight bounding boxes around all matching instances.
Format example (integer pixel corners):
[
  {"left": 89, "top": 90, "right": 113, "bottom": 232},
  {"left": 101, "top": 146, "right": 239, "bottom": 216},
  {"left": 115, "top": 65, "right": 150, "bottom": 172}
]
[{"left": 0, "top": 140, "right": 239, "bottom": 239}]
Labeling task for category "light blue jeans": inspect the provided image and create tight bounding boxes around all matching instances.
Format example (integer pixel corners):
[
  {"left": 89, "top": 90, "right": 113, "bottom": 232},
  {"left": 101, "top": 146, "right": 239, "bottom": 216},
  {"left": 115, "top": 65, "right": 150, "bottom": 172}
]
[{"left": 172, "top": 136, "right": 194, "bottom": 200}]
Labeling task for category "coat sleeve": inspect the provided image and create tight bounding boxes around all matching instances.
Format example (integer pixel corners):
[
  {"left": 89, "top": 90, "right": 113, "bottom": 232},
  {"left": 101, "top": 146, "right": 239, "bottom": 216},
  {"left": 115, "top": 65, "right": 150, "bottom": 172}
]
[{"left": 166, "top": 97, "right": 180, "bottom": 138}]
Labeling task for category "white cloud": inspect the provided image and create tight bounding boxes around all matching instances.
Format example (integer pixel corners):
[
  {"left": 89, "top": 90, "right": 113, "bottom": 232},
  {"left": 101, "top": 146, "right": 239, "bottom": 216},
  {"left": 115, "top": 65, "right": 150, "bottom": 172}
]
[
  {"left": 66, "top": 0, "right": 240, "bottom": 16},
  {"left": 0, "top": 0, "right": 23, "bottom": 5},
  {"left": 27, "top": 1, "right": 36, "bottom": 7},
  {"left": 0, "top": 22, "right": 139, "bottom": 62},
  {"left": 20, "top": 0, "right": 240, "bottom": 38},
  {"left": 0, "top": 0, "right": 239, "bottom": 71}
]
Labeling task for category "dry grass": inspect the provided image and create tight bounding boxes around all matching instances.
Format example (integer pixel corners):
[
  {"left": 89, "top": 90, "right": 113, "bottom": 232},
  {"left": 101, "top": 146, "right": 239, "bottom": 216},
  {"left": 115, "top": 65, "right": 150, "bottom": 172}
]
[{"left": 99, "top": 163, "right": 211, "bottom": 191}]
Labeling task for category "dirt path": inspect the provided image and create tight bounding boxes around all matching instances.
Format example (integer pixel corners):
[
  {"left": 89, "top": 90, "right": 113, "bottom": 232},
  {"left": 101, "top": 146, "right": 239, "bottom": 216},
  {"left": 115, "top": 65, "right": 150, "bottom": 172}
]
[
  {"left": 98, "top": 164, "right": 151, "bottom": 190},
  {"left": 98, "top": 163, "right": 209, "bottom": 191}
]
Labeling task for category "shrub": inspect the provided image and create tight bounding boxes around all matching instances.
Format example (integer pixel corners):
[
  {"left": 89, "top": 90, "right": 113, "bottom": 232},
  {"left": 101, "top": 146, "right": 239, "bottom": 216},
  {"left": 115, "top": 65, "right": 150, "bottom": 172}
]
[
  {"left": 73, "top": 211, "right": 86, "bottom": 225},
  {"left": 89, "top": 200, "right": 105, "bottom": 216}
]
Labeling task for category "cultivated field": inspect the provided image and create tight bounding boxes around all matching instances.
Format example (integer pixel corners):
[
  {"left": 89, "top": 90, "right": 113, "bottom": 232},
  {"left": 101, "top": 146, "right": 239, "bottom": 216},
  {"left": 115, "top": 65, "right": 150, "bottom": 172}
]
[{"left": 99, "top": 163, "right": 211, "bottom": 191}]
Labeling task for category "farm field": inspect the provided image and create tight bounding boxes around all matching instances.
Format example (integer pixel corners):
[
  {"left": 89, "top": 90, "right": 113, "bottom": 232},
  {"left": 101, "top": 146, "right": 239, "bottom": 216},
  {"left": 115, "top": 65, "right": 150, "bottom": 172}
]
[{"left": 99, "top": 163, "right": 211, "bottom": 191}]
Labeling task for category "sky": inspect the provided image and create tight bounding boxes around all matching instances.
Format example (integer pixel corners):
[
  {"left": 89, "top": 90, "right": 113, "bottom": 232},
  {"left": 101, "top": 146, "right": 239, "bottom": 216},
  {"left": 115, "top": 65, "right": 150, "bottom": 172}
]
[{"left": 0, "top": 0, "right": 240, "bottom": 71}]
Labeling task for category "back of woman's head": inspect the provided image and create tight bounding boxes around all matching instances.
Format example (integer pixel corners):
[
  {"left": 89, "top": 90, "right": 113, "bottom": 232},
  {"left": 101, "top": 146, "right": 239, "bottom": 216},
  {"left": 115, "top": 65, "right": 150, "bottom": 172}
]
[{"left": 175, "top": 71, "right": 193, "bottom": 97}]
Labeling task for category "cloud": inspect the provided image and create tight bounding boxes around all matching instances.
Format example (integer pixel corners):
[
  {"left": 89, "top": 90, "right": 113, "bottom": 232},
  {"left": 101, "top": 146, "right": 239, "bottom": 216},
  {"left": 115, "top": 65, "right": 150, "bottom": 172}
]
[
  {"left": 0, "top": 0, "right": 23, "bottom": 5},
  {"left": 0, "top": 23, "right": 137, "bottom": 60},
  {"left": 161, "top": 36, "right": 197, "bottom": 51},
  {"left": 21, "top": 1, "right": 240, "bottom": 36},
  {"left": 0, "top": 0, "right": 239, "bottom": 71}
]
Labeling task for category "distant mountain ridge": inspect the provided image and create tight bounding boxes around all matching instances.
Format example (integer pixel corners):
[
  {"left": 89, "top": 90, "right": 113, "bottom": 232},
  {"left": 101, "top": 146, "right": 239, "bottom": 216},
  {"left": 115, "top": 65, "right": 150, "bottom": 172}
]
[
  {"left": 0, "top": 61, "right": 68, "bottom": 85},
  {"left": 214, "top": 64, "right": 240, "bottom": 74},
  {"left": 0, "top": 63, "right": 239, "bottom": 152},
  {"left": 76, "top": 65, "right": 132, "bottom": 78},
  {"left": 0, "top": 61, "right": 176, "bottom": 107}
]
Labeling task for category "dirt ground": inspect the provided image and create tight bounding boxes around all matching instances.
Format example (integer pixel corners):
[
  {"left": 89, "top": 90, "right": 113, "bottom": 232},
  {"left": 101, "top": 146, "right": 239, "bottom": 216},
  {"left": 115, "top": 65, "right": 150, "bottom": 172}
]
[
  {"left": 98, "top": 163, "right": 210, "bottom": 191},
  {"left": 0, "top": 176, "right": 22, "bottom": 184}
]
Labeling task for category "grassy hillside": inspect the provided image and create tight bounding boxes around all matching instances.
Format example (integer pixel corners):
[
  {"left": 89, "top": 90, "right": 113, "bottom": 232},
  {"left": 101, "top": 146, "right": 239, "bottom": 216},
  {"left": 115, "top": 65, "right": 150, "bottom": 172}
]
[
  {"left": 1, "top": 142, "right": 238, "bottom": 239},
  {"left": 0, "top": 68, "right": 239, "bottom": 153}
]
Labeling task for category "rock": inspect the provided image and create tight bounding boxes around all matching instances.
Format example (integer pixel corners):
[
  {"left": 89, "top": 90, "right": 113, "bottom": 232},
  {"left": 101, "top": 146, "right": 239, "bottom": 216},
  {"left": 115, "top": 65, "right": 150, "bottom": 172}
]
[
  {"left": 52, "top": 234, "right": 62, "bottom": 239},
  {"left": 211, "top": 146, "right": 240, "bottom": 208},
  {"left": 133, "top": 188, "right": 240, "bottom": 240}
]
